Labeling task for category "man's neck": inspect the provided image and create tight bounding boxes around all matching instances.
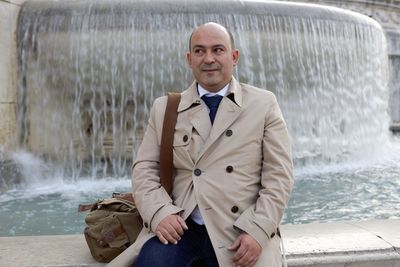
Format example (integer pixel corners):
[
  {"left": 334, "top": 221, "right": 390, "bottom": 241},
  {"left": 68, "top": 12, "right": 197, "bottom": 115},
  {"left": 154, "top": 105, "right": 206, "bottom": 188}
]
[{"left": 197, "top": 83, "right": 230, "bottom": 97}]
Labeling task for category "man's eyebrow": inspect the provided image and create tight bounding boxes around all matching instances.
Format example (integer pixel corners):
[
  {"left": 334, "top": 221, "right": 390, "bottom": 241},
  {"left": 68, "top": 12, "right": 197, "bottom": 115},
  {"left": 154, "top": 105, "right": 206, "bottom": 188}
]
[
  {"left": 192, "top": 44, "right": 226, "bottom": 49},
  {"left": 213, "top": 44, "right": 226, "bottom": 49},
  {"left": 192, "top": 44, "right": 205, "bottom": 49}
]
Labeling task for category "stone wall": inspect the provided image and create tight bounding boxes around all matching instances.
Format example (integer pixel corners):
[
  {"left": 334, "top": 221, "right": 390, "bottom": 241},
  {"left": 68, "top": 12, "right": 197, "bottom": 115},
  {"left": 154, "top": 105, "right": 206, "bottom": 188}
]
[
  {"left": 283, "top": 0, "right": 400, "bottom": 127},
  {"left": 0, "top": 0, "right": 23, "bottom": 149}
]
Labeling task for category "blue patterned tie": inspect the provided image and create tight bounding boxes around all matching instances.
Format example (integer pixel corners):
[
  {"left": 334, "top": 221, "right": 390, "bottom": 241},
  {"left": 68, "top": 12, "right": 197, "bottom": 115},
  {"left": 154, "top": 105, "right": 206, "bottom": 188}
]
[{"left": 202, "top": 95, "right": 223, "bottom": 124}]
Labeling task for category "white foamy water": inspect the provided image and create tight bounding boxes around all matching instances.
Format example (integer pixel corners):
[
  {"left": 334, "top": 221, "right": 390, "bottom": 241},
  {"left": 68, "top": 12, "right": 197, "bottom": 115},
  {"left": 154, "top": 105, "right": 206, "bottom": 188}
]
[{"left": 1, "top": 137, "right": 399, "bottom": 236}]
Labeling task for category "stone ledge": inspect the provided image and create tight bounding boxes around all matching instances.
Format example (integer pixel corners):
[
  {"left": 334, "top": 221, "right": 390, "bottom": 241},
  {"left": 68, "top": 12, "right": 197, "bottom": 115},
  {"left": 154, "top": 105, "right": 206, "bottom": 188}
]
[
  {"left": 0, "top": 235, "right": 104, "bottom": 267},
  {"left": 282, "top": 219, "right": 400, "bottom": 267},
  {"left": 0, "top": 219, "right": 399, "bottom": 267}
]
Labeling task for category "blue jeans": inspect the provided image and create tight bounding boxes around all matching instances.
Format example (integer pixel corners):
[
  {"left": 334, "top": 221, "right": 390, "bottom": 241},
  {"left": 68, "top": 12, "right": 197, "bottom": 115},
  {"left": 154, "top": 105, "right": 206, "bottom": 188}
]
[{"left": 135, "top": 218, "right": 219, "bottom": 267}]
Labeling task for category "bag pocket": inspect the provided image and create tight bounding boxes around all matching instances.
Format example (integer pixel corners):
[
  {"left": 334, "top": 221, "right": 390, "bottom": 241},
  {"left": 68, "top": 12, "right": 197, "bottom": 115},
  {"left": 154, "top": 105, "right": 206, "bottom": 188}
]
[
  {"left": 82, "top": 196, "right": 143, "bottom": 263},
  {"left": 84, "top": 211, "right": 130, "bottom": 262}
]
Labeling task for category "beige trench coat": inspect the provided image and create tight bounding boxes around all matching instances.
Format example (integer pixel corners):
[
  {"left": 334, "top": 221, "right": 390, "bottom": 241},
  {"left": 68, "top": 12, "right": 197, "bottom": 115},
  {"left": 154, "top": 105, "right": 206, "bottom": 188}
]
[{"left": 107, "top": 77, "right": 293, "bottom": 267}]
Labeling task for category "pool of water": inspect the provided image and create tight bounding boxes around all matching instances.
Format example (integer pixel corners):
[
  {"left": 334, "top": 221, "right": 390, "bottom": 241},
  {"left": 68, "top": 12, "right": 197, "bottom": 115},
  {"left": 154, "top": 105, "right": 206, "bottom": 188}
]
[
  {"left": 284, "top": 159, "right": 400, "bottom": 224},
  {"left": 1, "top": 138, "right": 399, "bottom": 237},
  {"left": 0, "top": 178, "right": 130, "bottom": 236}
]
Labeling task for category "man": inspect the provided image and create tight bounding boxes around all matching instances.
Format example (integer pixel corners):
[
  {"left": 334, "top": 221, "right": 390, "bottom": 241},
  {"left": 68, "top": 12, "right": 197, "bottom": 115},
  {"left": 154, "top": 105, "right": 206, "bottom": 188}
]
[{"left": 108, "top": 22, "right": 293, "bottom": 267}]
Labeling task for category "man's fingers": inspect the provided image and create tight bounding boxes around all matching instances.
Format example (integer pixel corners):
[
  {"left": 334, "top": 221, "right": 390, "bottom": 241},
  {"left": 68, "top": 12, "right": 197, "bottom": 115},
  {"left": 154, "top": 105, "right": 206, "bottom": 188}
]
[
  {"left": 177, "top": 216, "right": 189, "bottom": 231},
  {"left": 232, "top": 242, "right": 247, "bottom": 262},
  {"left": 171, "top": 220, "right": 184, "bottom": 236},
  {"left": 238, "top": 253, "right": 259, "bottom": 267},
  {"left": 234, "top": 250, "right": 258, "bottom": 267},
  {"left": 155, "top": 214, "right": 187, "bottom": 245},
  {"left": 228, "top": 235, "right": 241, "bottom": 251},
  {"left": 249, "top": 254, "right": 260, "bottom": 266},
  {"left": 169, "top": 215, "right": 187, "bottom": 236},
  {"left": 162, "top": 215, "right": 185, "bottom": 236},
  {"left": 161, "top": 225, "right": 180, "bottom": 244},
  {"left": 165, "top": 223, "right": 181, "bottom": 241},
  {"left": 156, "top": 231, "right": 168, "bottom": 245},
  {"left": 230, "top": 234, "right": 262, "bottom": 267},
  {"left": 159, "top": 227, "right": 179, "bottom": 244}
]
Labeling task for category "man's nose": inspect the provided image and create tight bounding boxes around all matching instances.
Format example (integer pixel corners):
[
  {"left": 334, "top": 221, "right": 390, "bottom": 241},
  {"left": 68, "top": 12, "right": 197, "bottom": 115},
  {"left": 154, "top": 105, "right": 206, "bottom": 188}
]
[{"left": 204, "top": 51, "right": 215, "bottom": 64}]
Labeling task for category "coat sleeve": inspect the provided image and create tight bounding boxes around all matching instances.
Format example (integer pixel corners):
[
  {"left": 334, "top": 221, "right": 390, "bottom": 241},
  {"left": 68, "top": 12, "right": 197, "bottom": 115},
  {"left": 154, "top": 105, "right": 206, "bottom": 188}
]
[
  {"left": 131, "top": 97, "right": 183, "bottom": 233},
  {"left": 233, "top": 93, "right": 294, "bottom": 248}
]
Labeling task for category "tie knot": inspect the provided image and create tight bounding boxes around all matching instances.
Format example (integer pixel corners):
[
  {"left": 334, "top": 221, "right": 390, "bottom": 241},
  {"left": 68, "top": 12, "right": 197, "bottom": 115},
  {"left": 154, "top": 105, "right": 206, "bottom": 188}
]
[{"left": 202, "top": 95, "right": 223, "bottom": 109}]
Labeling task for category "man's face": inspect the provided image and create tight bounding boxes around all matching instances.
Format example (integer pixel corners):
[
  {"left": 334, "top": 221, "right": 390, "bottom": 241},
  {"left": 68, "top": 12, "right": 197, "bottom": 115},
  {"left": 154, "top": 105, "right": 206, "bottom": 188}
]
[{"left": 187, "top": 24, "right": 239, "bottom": 92}]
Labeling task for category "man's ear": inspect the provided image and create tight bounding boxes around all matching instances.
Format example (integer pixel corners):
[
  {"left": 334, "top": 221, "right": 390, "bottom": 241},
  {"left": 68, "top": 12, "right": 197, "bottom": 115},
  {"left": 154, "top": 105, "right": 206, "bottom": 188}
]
[
  {"left": 186, "top": 52, "right": 192, "bottom": 67},
  {"left": 232, "top": 49, "right": 240, "bottom": 66}
]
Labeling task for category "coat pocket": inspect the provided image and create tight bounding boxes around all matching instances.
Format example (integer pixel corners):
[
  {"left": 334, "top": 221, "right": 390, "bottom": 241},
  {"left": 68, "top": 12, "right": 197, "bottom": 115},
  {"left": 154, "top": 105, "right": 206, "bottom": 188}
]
[
  {"left": 173, "top": 125, "right": 193, "bottom": 147},
  {"left": 173, "top": 126, "right": 203, "bottom": 166}
]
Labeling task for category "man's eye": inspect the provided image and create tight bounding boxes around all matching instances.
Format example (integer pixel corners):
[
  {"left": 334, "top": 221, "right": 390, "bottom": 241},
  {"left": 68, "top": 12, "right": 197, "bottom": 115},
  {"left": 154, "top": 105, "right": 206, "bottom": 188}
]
[
  {"left": 194, "top": 49, "right": 204, "bottom": 55},
  {"left": 214, "top": 48, "right": 224, "bottom": 54}
]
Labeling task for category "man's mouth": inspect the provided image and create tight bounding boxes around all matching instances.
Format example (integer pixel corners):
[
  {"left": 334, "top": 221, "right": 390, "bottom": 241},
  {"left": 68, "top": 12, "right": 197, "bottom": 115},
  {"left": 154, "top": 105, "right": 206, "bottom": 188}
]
[
  {"left": 201, "top": 65, "right": 219, "bottom": 72},
  {"left": 202, "top": 68, "right": 218, "bottom": 72}
]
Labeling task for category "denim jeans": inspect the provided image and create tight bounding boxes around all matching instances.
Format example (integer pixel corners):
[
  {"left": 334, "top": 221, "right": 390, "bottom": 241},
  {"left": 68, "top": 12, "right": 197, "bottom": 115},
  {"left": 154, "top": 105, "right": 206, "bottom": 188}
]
[{"left": 135, "top": 218, "right": 219, "bottom": 267}]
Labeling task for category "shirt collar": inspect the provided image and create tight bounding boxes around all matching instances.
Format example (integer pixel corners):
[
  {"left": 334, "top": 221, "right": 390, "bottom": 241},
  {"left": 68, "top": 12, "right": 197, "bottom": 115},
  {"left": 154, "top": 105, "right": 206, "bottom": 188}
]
[
  {"left": 177, "top": 77, "right": 242, "bottom": 113},
  {"left": 197, "top": 83, "right": 230, "bottom": 98}
]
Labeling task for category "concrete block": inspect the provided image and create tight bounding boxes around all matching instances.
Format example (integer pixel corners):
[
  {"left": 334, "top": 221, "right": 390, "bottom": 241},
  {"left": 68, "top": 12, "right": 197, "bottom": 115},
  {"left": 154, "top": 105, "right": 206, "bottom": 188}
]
[
  {"left": 0, "top": 0, "right": 19, "bottom": 103},
  {"left": 11, "top": 1, "right": 27, "bottom": 5},
  {"left": 387, "top": 30, "right": 400, "bottom": 56},
  {"left": 281, "top": 219, "right": 400, "bottom": 267},
  {"left": 1, "top": 0, "right": 26, "bottom": 6},
  {"left": 0, "top": 219, "right": 399, "bottom": 267},
  {"left": 389, "top": 56, "right": 400, "bottom": 123},
  {"left": 0, "top": 235, "right": 104, "bottom": 267},
  {"left": 282, "top": 221, "right": 393, "bottom": 255},
  {"left": 5, "top": 0, "right": 75, "bottom": 5},
  {"left": 0, "top": 104, "right": 16, "bottom": 147},
  {"left": 351, "top": 220, "right": 400, "bottom": 250}
]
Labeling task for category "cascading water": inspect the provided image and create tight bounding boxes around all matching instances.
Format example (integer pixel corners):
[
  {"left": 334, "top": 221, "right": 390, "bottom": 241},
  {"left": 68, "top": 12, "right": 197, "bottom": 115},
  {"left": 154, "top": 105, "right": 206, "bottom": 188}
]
[
  {"left": 0, "top": 0, "right": 398, "bottom": 236},
  {"left": 16, "top": 0, "right": 390, "bottom": 176}
]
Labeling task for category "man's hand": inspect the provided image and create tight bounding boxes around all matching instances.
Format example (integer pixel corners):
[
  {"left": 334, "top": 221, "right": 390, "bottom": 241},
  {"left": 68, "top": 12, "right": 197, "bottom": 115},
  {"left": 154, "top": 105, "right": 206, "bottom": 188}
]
[
  {"left": 228, "top": 233, "right": 262, "bottom": 267},
  {"left": 155, "top": 214, "right": 188, "bottom": 245}
]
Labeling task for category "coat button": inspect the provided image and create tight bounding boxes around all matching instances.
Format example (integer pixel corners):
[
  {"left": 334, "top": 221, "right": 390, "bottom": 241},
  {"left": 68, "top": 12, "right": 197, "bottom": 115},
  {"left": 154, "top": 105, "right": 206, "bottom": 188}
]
[
  {"left": 231, "top": 206, "right": 239, "bottom": 213},
  {"left": 194, "top": 169, "right": 202, "bottom": 176},
  {"left": 225, "top": 129, "right": 233, "bottom": 136},
  {"left": 183, "top": 135, "right": 188, "bottom": 142},
  {"left": 226, "top": 165, "right": 233, "bottom": 173},
  {"left": 271, "top": 232, "right": 276, "bottom": 238},
  {"left": 144, "top": 222, "right": 149, "bottom": 228}
]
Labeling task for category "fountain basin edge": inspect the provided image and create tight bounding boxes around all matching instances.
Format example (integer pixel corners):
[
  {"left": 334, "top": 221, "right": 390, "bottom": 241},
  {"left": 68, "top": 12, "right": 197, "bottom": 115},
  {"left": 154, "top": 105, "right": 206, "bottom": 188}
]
[{"left": 0, "top": 218, "right": 399, "bottom": 267}]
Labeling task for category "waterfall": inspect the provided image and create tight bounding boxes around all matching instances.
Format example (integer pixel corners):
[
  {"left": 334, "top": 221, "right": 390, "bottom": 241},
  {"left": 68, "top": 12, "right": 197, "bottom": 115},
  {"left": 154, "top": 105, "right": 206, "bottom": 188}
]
[{"left": 16, "top": 0, "right": 389, "bottom": 179}]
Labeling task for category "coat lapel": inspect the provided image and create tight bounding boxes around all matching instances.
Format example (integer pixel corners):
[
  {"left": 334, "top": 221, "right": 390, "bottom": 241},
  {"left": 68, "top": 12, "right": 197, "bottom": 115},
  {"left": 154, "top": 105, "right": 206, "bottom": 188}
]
[
  {"left": 189, "top": 106, "right": 212, "bottom": 142},
  {"left": 178, "top": 78, "right": 243, "bottom": 162},
  {"left": 201, "top": 98, "right": 241, "bottom": 150},
  {"left": 197, "top": 77, "right": 243, "bottom": 161},
  {"left": 178, "top": 82, "right": 211, "bottom": 142}
]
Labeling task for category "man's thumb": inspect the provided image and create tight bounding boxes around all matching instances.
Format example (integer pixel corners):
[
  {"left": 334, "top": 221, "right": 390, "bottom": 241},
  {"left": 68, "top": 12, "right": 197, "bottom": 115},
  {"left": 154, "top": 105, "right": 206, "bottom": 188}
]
[{"left": 228, "top": 236, "right": 241, "bottom": 251}]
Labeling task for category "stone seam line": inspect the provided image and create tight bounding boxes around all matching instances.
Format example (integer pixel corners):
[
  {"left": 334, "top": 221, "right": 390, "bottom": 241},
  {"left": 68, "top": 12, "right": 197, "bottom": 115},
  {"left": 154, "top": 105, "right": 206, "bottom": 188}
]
[{"left": 346, "top": 221, "right": 400, "bottom": 256}]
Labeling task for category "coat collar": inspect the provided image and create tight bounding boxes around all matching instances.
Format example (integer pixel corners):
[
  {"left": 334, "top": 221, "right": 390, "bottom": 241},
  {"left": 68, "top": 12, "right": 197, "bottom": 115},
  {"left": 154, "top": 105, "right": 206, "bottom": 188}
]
[
  {"left": 177, "top": 77, "right": 243, "bottom": 162},
  {"left": 178, "top": 76, "right": 242, "bottom": 113},
  {"left": 226, "top": 77, "right": 243, "bottom": 108}
]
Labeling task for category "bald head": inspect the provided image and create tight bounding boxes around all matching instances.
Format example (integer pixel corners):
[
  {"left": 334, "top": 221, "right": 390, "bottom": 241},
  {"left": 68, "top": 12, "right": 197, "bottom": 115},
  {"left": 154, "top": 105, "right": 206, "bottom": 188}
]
[
  {"left": 186, "top": 21, "right": 239, "bottom": 92},
  {"left": 189, "top": 22, "right": 235, "bottom": 51}
]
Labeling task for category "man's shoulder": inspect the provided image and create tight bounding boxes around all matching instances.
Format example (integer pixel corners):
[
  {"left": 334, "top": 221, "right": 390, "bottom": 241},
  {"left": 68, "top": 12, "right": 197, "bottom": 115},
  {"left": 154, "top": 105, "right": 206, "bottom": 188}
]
[
  {"left": 149, "top": 95, "right": 169, "bottom": 115},
  {"left": 153, "top": 94, "right": 168, "bottom": 104},
  {"left": 239, "top": 82, "right": 276, "bottom": 100}
]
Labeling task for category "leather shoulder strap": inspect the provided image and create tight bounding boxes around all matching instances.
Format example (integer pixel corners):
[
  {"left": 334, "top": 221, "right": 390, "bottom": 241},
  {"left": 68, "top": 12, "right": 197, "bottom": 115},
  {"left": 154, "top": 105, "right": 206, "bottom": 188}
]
[{"left": 159, "top": 92, "right": 181, "bottom": 195}]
